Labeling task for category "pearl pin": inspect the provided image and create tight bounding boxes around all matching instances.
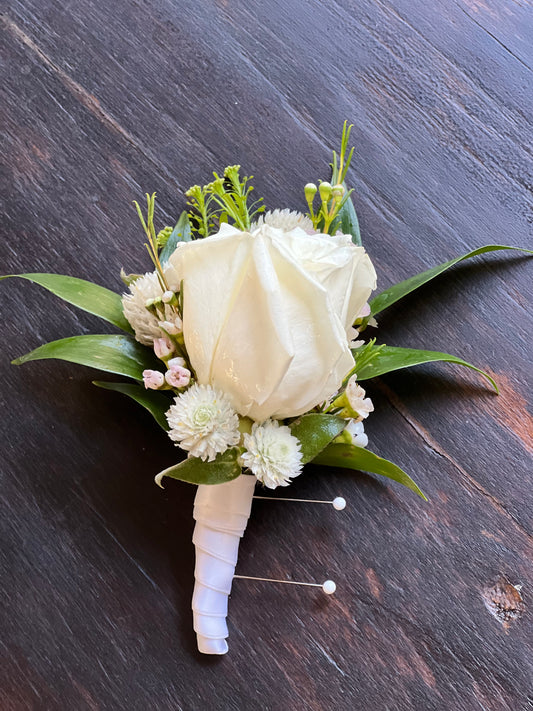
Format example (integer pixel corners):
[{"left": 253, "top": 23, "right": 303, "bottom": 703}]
[
  {"left": 253, "top": 495, "right": 347, "bottom": 510},
  {"left": 234, "top": 574, "right": 337, "bottom": 595}
]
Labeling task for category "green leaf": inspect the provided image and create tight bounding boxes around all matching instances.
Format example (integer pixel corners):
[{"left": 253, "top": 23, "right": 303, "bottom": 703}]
[
  {"left": 354, "top": 345, "right": 498, "bottom": 392},
  {"left": 1, "top": 273, "right": 133, "bottom": 333},
  {"left": 93, "top": 380, "right": 172, "bottom": 430},
  {"left": 155, "top": 448, "right": 242, "bottom": 487},
  {"left": 160, "top": 211, "right": 192, "bottom": 262},
  {"left": 313, "top": 443, "right": 427, "bottom": 500},
  {"left": 335, "top": 184, "right": 362, "bottom": 245},
  {"left": 369, "top": 245, "right": 533, "bottom": 317},
  {"left": 290, "top": 414, "right": 346, "bottom": 463},
  {"left": 12, "top": 334, "right": 157, "bottom": 380}
]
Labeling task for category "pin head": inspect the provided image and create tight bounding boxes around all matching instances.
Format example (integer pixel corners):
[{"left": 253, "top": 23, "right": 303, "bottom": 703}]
[
  {"left": 322, "top": 580, "right": 337, "bottom": 595},
  {"left": 332, "top": 497, "right": 346, "bottom": 511}
]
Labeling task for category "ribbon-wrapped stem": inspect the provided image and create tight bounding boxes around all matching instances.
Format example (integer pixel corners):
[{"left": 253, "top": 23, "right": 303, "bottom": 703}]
[{"left": 192, "top": 474, "right": 256, "bottom": 654}]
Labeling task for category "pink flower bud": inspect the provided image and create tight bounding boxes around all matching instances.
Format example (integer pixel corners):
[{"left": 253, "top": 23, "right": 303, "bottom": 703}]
[
  {"left": 154, "top": 336, "right": 174, "bottom": 359},
  {"left": 165, "top": 365, "right": 191, "bottom": 389},
  {"left": 143, "top": 370, "right": 165, "bottom": 390}
]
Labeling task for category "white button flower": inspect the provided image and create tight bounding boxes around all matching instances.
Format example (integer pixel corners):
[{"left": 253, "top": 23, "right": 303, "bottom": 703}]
[
  {"left": 241, "top": 420, "right": 303, "bottom": 489},
  {"left": 166, "top": 384, "right": 240, "bottom": 462}
]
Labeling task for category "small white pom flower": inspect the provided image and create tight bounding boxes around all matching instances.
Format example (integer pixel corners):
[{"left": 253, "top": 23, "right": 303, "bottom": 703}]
[
  {"left": 251, "top": 209, "right": 315, "bottom": 234},
  {"left": 122, "top": 266, "right": 180, "bottom": 346},
  {"left": 241, "top": 420, "right": 303, "bottom": 489},
  {"left": 166, "top": 384, "right": 240, "bottom": 462},
  {"left": 344, "top": 419, "right": 368, "bottom": 448}
]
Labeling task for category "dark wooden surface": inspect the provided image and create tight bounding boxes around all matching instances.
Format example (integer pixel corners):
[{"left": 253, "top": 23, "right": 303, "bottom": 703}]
[{"left": 1, "top": 1, "right": 532, "bottom": 709}]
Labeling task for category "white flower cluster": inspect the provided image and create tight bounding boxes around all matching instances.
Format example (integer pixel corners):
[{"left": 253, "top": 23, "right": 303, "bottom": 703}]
[
  {"left": 165, "top": 384, "right": 303, "bottom": 487},
  {"left": 121, "top": 216, "right": 377, "bottom": 488}
]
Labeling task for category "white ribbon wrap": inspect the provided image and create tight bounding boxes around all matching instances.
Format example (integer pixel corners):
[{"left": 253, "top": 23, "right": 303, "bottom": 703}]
[{"left": 192, "top": 474, "right": 256, "bottom": 655}]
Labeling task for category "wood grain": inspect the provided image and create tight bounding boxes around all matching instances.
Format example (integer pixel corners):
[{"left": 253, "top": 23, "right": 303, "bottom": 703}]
[{"left": 1, "top": 1, "right": 532, "bottom": 709}]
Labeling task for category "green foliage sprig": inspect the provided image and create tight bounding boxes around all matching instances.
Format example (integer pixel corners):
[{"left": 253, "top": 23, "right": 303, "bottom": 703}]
[
  {"left": 186, "top": 165, "right": 264, "bottom": 237},
  {"left": 306, "top": 121, "right": 356, "bottom": 235},
  {"left": 133, "top": 192, "right": 169, "bottom": 291},
  {"left": 184, "top": 184, "right": 217, "bottom": 238}
]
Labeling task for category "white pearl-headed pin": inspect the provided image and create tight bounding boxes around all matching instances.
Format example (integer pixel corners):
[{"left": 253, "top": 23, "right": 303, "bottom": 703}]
[
  {"left": 253, "top": 495, "right": 347, "bottom": 510},
  {"left": 234, "top": 574, "right": 337, "bottom": 595},
  {"left": 322, "top": 580, "right": 337, "bottom": 595}
]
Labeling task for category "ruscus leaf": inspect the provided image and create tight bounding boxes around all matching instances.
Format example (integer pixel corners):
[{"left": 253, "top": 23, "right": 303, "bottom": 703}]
[
  {"left": 369, "top": 245, "right": 533, "bottom": 317},
  {"left": 290, "top": 414, "right": 347, "bottom": 463},
  {"left": 313, "top": 443, "right": 427, "bottom": 500},
  {"left": 354, "top": 345, "right": 498, "bottom": 392},
  {"left": 12, "top": 334, "right": 158, "bottom": 380},
  {"left": 160, "top": 211, "right": 192, "bottom": 262},
  {"left": 1, "top": 273, "right": 133, "bottom": 333},
  {"left": 155, "top": 448, "right": 242, "bottom": 486},
  {"left": 335, "top": 184, "right": 362, "bottom": 245}
]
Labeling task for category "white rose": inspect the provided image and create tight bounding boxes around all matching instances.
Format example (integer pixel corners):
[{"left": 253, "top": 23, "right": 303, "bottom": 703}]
[{"left": 168, "top": 222, "right": 376, "bottom": 421}]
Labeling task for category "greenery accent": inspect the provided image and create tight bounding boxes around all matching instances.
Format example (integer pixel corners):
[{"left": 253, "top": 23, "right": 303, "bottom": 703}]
[
  {"left": 186, "top": 165, "right": 264, "bottom": 237},
  {"left": 93, "top": 380, "right": 172, "bottom": 430},
  {"left": 133, "top": 193, "right": 169, "bottom": 291},
  {"left": 160, "top": 211, "right": 192, "bottom": 261},
  {"left": 353, "top": 344, "right": 498, "bottom": 391},
  {"left": 155, "top": 448, "right": 242, "bottom": 487},
  {"left": 331, "top": 121, "right": 355, "bottom": 186},
  {"left": 306, "top": 122, "right": 358, "bottom": 236},
  {"left": 289, "top": 414, "right": 346, "bottom": 463},
  {"left": 350, "top": 339, "right": 384, "bottom": 377},
  {"left": 185, "top": 184, "right": 217, "bottom": 238},
  {"left": 12, "top": 334, "right": 158, "bottom": 381},
  {"left": 1, "top": 273, "right": 133, "bottom": 333},
  {"left": 368, "top": 245, "right": 533, "bottom": 319},
  {"left": 313, "top": 443, "right": 427, "bottom": 500},
  {"left": 156, "top": 225, "right": 173, "bottom": 249}
]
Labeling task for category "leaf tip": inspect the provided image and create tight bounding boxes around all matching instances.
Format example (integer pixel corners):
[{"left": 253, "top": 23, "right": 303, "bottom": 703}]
[
  {"left": 480, "top": 370, "right": 499, "bottom": 394},
  {"left": 154, "top": 471, "right": 166, "bottom": 489}
]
